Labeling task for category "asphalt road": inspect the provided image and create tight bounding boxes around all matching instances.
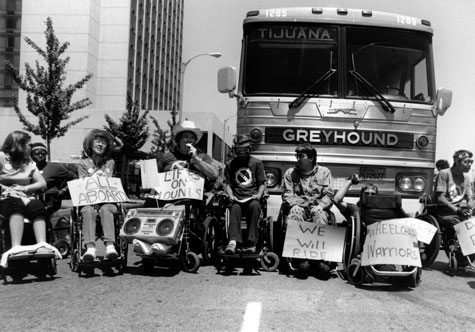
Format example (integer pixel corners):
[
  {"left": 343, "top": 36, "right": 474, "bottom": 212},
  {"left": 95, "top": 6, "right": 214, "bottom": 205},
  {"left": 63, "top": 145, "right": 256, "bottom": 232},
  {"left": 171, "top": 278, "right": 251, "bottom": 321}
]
[{"left": 1, "top": 249, "right": 474, "bottom": 332}]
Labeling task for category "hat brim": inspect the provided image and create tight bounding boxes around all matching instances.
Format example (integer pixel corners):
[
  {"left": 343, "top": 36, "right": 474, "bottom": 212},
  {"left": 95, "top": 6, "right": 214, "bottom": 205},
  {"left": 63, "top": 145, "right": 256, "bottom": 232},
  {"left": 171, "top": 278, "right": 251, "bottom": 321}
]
[{"left": 173, "top": 126, "right": 202, "bottom": 142}]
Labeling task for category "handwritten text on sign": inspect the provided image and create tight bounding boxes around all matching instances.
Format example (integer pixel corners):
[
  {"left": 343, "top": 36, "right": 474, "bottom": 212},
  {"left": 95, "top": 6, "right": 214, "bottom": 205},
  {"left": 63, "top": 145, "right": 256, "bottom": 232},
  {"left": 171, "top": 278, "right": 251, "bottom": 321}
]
[
  {"left": 282, "top": 221, "right": 345, "bottom": 262},
  {"left": 361, "top": 219, "right": 421, "bottom": 267},
  {"left": 152, "top": 169, "right": 204, "bottom": 201},
  {"left": 68, "top": 177, "right": 128, "bottom": 207},
  {"left": 454, "top": 217, "right": 475, "bottom": 256}
]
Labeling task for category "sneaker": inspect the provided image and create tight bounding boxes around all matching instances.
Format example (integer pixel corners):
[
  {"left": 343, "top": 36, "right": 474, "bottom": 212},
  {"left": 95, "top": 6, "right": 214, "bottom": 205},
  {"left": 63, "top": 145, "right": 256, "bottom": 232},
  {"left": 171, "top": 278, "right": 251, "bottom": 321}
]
[
  {"left": 225, "top": 240, "right": 237, "bottom": 255},
  {"left": 151, "top": 243, "right": 171, "bottom": 255},
  {"left": 295, "top": 260, "right": 310, "bottom": 279},
  {"left": 315, "top": 261, "right": 331, "bottom": 280},
  {"left": 82, "top": 248, "right": 96, "bottom": 262},
  {"left": 105, "top": 246, "right": 118, "bottom": 260},
  {"left": 241, "top": 246, "right": 256, "bottom": 254}
]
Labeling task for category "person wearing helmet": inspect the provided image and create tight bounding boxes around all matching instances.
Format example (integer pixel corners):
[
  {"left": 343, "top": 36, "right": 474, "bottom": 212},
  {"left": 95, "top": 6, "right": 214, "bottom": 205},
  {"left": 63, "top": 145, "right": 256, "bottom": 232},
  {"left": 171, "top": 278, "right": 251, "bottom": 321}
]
[
  {"left": 282, "top": 142, "right": 335, "bottom": 279},
  {"left": 78, "top": 129, "right": 119, "bottom": 261},
  {"left": 224, "top": 134, "right": 266, "bottom": 255},
  {"left": 435, "top": 149, "right": 474, "bottom": 238}
]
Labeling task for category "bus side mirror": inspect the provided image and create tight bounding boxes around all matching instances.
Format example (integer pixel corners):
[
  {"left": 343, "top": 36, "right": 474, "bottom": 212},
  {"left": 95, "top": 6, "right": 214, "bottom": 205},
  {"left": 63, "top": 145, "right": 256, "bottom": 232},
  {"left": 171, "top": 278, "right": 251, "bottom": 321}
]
[
  {"left": 218, "top": 66, "right": 237, "bottom": 94},
  {"left": 434, "top": 88, "right": 452, "bottom": 116}
]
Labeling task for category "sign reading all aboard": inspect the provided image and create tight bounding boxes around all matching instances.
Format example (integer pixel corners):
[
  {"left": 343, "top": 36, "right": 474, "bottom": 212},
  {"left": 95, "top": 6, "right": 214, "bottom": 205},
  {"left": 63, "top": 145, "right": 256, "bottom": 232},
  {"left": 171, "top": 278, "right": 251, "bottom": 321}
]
[{"left": 68, "top": 176, "right": 128, "bottom": 207}]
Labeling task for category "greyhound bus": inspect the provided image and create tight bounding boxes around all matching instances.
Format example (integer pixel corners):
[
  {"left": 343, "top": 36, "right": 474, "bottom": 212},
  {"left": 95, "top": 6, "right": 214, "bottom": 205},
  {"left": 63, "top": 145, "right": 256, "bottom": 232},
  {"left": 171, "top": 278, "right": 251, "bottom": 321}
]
[{"left": 218, "top": 7, "right": 452, "bottom": 217}]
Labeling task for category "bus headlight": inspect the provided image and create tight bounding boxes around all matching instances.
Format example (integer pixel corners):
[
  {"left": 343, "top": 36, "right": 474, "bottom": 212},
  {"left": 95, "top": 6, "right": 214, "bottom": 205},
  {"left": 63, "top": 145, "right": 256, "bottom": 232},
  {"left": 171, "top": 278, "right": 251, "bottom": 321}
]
[
  {"left": 397, "top": 175, "right": 426, "bottom": 193},
  {"left": 398, "top": 177, "right": 412, "bottom": 191},
  {"left": 265, "top": 168, "right": 281, "bottom": 188}
]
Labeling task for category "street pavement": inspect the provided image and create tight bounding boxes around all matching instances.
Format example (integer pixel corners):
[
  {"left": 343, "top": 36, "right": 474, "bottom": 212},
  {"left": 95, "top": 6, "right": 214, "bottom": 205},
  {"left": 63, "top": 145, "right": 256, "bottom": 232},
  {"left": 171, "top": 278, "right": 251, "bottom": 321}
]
[{"left": 1, "top": 249, "right": 474, "bottom": 332}]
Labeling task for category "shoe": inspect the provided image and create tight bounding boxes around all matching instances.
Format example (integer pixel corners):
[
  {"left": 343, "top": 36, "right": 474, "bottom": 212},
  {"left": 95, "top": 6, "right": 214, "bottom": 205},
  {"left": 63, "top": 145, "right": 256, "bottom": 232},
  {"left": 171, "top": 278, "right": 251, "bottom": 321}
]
[
  {"left": 295, "top": 260, "right": 310, "bottom": 280},
  {"left": 225, "top": 240, "right": 236, "bottom": 255},
  {"left": 82, "top": 248, "right": 96, "bottom": 262},
  {"left": 315, "top": 261, "right": 331, "bottom": 280},
  {"left": 241, "top": 246, "right": 256, "bottom": 254},
  {"left": 151, "top": 243, "right": 171, "bottom": 255},
  {"left": 105, "top": 246, "right": 118, "bottom": 260}
]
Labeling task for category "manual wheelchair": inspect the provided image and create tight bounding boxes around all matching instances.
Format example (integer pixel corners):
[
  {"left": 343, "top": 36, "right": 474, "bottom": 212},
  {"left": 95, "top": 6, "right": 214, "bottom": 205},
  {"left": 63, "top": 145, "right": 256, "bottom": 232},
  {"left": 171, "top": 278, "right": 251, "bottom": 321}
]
[
  {"left": 215, "top": 194, "right": 280, "bottom": 274},
  {"left": 416, "top": 194, "right": 475, "bottom": 276},
  {"left": 0, "top": 196, "right": 59, "bottom": 281},
  {"left": 69, "top": 203, "right": 128, "bottom": 275},
  {"left": 344, "top": 193, "right": 425, "bottom": 288}
]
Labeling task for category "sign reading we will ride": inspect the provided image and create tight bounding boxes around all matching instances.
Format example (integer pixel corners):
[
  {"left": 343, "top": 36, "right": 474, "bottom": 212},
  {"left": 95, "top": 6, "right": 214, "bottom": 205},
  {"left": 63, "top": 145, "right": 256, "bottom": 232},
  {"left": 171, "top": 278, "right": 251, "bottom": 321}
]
[
  {"left": 454, "top": 217, "right": 475, "bottom": 255},
  {"left": 282, "top": 221, "right": 346, "bottom": 262},
  {"left": 68, "top": 176, "right": 128, "bottom": 207}
]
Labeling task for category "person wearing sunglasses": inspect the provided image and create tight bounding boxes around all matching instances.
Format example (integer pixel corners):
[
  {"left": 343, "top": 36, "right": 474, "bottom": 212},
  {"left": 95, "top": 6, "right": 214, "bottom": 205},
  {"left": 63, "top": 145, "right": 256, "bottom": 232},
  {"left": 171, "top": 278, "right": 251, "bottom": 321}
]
[
  {"left": 435, "top": 150, "right": 474, "bottom": 239},
  {"left": 282, "top": 142, "right": 335, "bottom": 279}
]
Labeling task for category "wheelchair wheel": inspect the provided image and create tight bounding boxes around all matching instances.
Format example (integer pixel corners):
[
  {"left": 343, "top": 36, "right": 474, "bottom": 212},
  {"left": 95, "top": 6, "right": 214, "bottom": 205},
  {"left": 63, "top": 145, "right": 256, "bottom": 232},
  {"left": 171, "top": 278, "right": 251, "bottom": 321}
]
[
  {"left": 70, "top": 249, "right": 80, "bottom": 272},
  {"left": 202, "top": 217, "right": 219, "bottom": 265},
  {"left": 183, "top": 251, "right": 200, "bottom": 273},
  {"left": 407, "top": 267, "right": 421, "bottom": 288},
  {"left": 47, "top": 257, "right": 57, "bottom": 276},
  {"left": 448, "top": 251, "right": 457, "bottom": 276},
  {"left": 260, "top": 252, "right": 279, "bottom": 272},
  {"left": 415, "top": 213, "right": 441, "bottom": 268},
  {"left": 53, "top": 239, "right": 70, "bottom": 258},
  {"left": 347, "top": 262, "right": 365, "bottom": 285}
]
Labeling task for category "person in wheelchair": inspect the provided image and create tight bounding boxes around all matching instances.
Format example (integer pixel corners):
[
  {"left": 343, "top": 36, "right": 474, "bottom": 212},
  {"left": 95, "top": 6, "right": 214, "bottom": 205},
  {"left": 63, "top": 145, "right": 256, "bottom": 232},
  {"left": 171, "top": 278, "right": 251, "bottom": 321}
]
[
  {"left": 434, "top": 150, "right": 474, "bottom": 263},
  {"left": 30, "top": 142, "right": 77, "bottom": 213},
  {"left": 224, "top": 134, "right": 266, "bottom": 255},
  {"left": 282, "top": 143, "right": 334, "bottom": 279},
  {"left": 0, "top": 131, "right": 58, "bottom": 262},
  {"left": 78, "top": 129, "right": 119, "bottom": 261}
]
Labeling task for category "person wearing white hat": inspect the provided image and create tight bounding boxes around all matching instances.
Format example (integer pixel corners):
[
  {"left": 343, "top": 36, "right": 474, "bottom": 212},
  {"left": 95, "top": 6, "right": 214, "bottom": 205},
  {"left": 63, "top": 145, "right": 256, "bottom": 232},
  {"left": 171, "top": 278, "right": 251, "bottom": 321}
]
[{"left": 156, "top": 119, "right": 218, "bottom": 186}]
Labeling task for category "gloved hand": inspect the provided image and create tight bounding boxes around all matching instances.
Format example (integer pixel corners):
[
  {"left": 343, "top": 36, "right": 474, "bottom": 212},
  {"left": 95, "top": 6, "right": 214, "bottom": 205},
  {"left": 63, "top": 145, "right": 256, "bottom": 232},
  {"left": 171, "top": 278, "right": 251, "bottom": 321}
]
[{"left": 349, "top": 174, "right": 360, "bottom": 185}]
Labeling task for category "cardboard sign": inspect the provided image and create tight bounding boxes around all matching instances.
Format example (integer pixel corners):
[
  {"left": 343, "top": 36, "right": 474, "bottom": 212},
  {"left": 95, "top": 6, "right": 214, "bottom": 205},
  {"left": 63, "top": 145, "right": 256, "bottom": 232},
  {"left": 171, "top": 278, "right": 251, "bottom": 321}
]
[
  {"left": 140, "top": 159, "right": 160, "bottom": 189},
  {"left": 68, "top": 176, "right": 128, "bottom": 207},
  {"left": 397, "top": 217, "right": 437, "bottom": 244},
  {"left": 454, "top": 218, "right": 475, "bottom": 255},
  {"left": 361, "top": 219, "right": 421, "bottom": 267},
  {"left": 151, "top": 169, "right": 204, "bottom": 201},
  {"left": 282, "top": 221, "right": 346, "bottom": 262}
]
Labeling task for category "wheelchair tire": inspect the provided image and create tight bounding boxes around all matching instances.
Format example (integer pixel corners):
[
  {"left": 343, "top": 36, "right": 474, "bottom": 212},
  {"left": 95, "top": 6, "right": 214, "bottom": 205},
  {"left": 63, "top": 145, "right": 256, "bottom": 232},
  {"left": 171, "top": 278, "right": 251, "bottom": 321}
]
[
  {"left": 415, "top": 213, "right": 441, "bottom": 268},
  {"left": 53, "top": 239, "right": 70, "bottom": 258},
  {"left": 407, "top": 267, "right": 421, "bottom": 288},
  {"left": 70, "top": 249, "right": 80, "bottom": 272},
  {"left": 202, "top": 217, "right": 219, "bottom": 266},
  {"left": 260, "top": 251, "right": 279, "bottom": 272},
  {"left": 183, "top": 251, "right": 200, "bottom": 273},
  {"left": 347, "top": 263, "right": 365, "bottom": 285},
  {"left": 47, "top": 257, "right": 57, "bottom": 276},
  {"left": 448, "top": 251, "right": 457, "bottom": 276}
]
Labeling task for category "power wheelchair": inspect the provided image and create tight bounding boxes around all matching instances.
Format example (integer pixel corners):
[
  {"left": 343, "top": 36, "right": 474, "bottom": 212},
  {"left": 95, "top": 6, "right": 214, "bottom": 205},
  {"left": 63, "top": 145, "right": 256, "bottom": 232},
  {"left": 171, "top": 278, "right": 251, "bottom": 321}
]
[
  {"left": 0, "top": 193, "right": 60, "bottom": 281},
  {"left": 215, "top": 194, "right": 280, "bottom": 274},
  {"left": 344, "top": 193, "right": 426, "bottom": 288},
  {"left": 69, "top": 203, "right": 128, "bottom": 276},
  {"left": 416, "top": 194, "right": 475, "bottom": 276}
]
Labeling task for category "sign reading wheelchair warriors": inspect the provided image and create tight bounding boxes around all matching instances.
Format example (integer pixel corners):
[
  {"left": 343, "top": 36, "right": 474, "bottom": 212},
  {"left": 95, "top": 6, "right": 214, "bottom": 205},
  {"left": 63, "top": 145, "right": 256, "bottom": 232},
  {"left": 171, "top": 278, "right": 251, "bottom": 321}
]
[
  {"left": 361, "top": 219, "right": 422, "bottom": 267},
  {"left": 454, "top": 217, "right": 475, "bottom": 255},
  {"left": 67, "top": 176, "right": 128, "bottom": 207},
  {"left": 152, "top": 169, "right": 204, "bottom": 201},
  {"left": 282, "top": 221, "right": 346, "bottom": 262}
]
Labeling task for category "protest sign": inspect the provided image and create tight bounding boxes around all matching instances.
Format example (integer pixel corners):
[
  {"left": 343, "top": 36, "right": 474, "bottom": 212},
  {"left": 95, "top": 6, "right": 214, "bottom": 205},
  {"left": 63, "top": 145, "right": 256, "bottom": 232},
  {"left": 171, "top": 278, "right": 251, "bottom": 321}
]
[
  {"left": 140, "top": 159, "right": 161, "bottom": 189},
  {"left": 68, "top": 176, "right": 128, "bottom": 207},
  {"left": 282, "top": 221, "right": 346, "bottom": 262},
  {"left": 151, "top": 168, "right": 204, "bottom": 201},
  {"left": 454, "top": 217, "right": 475, "bottom": 255},
  {"left": 396, "top": 217, "right": 437, "bottom": 244},
  {"left": 361, "top": 219, "right": 421, "bottom": 267}
]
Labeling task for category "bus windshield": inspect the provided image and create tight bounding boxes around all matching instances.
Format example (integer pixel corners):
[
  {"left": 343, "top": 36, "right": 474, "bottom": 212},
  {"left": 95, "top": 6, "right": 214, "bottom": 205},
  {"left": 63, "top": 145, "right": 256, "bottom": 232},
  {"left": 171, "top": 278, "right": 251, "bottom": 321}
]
[{"left": 243, "top": 24, "right": 434, "bottom": 103}]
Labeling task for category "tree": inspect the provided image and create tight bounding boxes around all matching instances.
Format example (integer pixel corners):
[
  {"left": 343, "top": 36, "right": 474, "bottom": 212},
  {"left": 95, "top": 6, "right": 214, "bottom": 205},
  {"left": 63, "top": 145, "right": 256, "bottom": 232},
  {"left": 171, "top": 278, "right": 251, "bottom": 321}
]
[
  {"left": 4, "top": 17, "right": 92, "bottom": 160},
  {"left": 104, "top": 93, "right": 150, "bottom": 194},
  {"left": 149, "top": 108, "right": 178, "bottom": 155}
]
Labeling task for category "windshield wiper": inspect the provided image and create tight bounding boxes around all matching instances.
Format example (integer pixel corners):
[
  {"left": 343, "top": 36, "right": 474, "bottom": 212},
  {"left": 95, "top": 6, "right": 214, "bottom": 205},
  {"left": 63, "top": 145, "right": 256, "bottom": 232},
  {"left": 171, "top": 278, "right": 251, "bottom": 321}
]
[
  {"left": 349, "top": 70, "right": 396, "bottom": 113},
  {"left": 289, "top": 68, "right": 336, "bottom": 109}
]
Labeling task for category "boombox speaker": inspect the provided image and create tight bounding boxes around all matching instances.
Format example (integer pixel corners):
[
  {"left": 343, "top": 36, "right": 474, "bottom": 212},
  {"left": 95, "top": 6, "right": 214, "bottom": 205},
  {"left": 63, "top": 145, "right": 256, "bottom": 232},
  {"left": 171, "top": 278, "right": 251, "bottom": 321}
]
[{"left": 119, "top": 206, "right": 185, "bottom": 245}]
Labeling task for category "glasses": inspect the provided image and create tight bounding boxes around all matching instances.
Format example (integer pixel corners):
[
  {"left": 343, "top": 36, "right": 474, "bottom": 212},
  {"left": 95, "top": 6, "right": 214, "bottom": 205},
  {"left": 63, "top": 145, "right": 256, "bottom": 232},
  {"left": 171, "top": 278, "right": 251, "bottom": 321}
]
[
  {"left": 295, "top": 153, "right": 308, "bottom": 160},
  {"left": 32, "top": 151, "right": 47, "bottom": 157},
  {"left": 465, "top": 159, "right": 474, "bottom": 165}
]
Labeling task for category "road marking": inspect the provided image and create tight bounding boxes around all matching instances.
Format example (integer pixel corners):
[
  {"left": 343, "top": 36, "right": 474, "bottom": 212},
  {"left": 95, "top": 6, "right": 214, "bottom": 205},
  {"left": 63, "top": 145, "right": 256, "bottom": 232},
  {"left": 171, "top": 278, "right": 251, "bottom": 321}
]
[{"left": 240, "top": 301, "right": 261, "bottom": 332}]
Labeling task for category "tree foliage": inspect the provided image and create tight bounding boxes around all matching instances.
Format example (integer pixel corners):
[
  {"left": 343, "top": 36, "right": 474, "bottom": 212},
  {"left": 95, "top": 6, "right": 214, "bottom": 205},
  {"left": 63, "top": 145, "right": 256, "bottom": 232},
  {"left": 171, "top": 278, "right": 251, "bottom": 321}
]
[
  {"left": 4, "top": 17, "right": 92, "bottom": 159},
  {"left": 149, "top": 108, "right": 178, "bottom": 155}
]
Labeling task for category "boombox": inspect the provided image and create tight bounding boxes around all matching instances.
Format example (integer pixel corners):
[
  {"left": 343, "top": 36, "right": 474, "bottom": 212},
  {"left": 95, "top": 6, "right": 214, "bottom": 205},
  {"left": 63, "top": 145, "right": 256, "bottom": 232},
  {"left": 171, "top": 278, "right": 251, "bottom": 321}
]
[{"left": 119, "top": 206, "right": 185, "bottom": 245}]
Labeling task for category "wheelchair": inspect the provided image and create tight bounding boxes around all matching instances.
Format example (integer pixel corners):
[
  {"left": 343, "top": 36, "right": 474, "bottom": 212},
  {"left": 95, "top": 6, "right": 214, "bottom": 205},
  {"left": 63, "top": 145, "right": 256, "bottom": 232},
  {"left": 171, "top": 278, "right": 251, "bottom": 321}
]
[
  {"left": 0, "top": 197, "right": 59, "bottom": 281},
  {"left": 274, "top": 203, "right": 345, "bottom": 279},
  {"left": 121, "top": 194, "right": 222, "bottom": 274},
  {"left": 215, "top": 195, "right": 280, "bottom": 274},
  {"left": 416, "top": 194, "right": 475, "bottom": 276},
  {"left": 69, "top": 203, "right": 128, "bottom": 275},
  {"left": 344, "top": 193, "right": 424, "bottom": 288}
]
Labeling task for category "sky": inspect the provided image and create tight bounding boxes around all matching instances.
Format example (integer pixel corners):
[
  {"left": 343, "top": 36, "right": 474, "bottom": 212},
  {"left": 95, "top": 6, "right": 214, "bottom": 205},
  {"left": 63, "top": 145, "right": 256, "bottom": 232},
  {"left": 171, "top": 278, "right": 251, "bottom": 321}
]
[{"left": 182, "top": 0, "right": 475, "bottom": 162}]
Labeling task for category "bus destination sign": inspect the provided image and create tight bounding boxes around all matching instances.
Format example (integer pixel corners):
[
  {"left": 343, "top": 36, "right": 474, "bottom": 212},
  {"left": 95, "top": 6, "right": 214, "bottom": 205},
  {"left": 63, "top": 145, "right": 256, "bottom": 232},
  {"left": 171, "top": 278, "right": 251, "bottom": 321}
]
[{"left": 265, "top": 127, "right": 414, "bottom": 149}]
